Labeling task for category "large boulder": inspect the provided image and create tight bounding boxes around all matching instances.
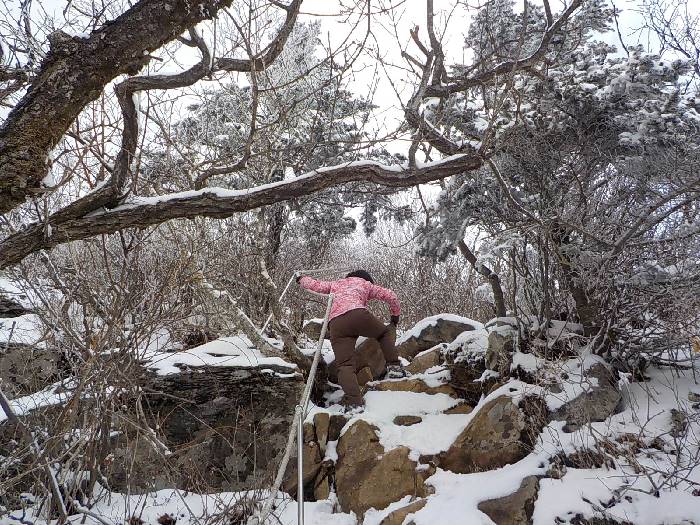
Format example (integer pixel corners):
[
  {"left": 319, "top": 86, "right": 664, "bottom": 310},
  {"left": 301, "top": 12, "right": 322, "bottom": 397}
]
[
  {"left": 328, "top": 331, "right": 393, "bottom": 385},
  {"left": 552, "top": 363, "right": 622, "bottom": 432},
  {"left": 302, "top": 319, "right": 328, "bottom": 341},
  {"left": 477, "top": 476, "right": 539, "bottom": 525},
  {"left": 313, "top": 412, "right": 331, "bottom": 455},
  {"left": 356, "top": 336, "right": 389, "bottom": 379},
  {"left": 397, "top": 315, "right": 482, "bottom": 360},
  {"left": 406, "top": 345, "right": 445, "bottom": 374},
  {"left": 380, "top": 499, "right": 427, "bottom": 525},
  {"left": 282, "top": 438, "right": 323, "bottom": 496},
  {"left": 445, "top": 330, "right": 499, "bottom": 405},
  {"left": 485, "top": 326, "right": 517, "bottom": 376},
  {"left": 483, "top": 317, "right": 520, "bottom": 330},
  {"left": 106, "top": 363, "right": 303, "bottom": 493},
  {"left": 0, "top": 296, "right": 30, "bottom": 318},
  {"left": 438, "top": 394, "right": 547, "bottom": 474},
  {"left": 0, "top": 343, "right": 60, "bottom": 398},
  {"left": 335, "top": 420, "right": 431, "bottom": 516}
]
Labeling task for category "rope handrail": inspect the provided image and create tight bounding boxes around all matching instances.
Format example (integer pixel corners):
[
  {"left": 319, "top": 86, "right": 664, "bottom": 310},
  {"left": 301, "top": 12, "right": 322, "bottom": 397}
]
[{"left": 248, "top": 291, "right": 334, "bottom": 525}]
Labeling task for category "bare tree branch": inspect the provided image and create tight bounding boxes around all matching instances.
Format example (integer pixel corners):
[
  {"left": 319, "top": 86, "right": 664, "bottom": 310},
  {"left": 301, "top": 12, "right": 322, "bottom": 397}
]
[
  {"left": 0, "top": 0, "right": 303, "bottom": 215},
  {"left": 214, "top": 0, "right": 302, "bottom": 72},
  {"left": 0, "top": 153, "right": 482, "bottom": 269},
  {"left": 424, "top": 0, "right": 583, "bottom": 97}
]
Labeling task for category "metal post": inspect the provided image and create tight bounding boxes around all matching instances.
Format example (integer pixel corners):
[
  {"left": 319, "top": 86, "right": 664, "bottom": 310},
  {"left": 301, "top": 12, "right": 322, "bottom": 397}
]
[
  {"left": 249, "top": 293, "right": 334, "bottom": 525},
  {"left": 297, "top": 405, "right": 305, "bottom": 525}
]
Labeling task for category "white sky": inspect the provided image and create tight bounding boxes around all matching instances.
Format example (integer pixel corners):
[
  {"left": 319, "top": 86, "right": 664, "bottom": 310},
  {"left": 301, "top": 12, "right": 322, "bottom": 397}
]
[
  {"left": 1, "top": 0, "right": 694, "bottom": 156},
  {"left": 293, "top": 0, "right": 676, "bottom": 151}
]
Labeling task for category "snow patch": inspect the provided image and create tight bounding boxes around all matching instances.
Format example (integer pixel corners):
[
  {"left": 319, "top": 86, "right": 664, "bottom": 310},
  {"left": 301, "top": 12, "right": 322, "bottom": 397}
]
[{"left": 144, "top": 335, "right": 296, "bottom": 375}]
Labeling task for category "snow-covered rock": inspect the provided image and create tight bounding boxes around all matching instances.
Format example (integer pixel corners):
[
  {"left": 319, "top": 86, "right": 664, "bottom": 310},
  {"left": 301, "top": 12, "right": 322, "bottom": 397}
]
[
  {"left": 485, "top": 324, "right": 517, "bottom": 375},
  {"left": 405, "top": 344, "right": 445, "bottom": 374},
  {"left": 106, "top": 363, "right": 304, "bottom": 493},
  {"left": 327, "top": 335, "right": 389, "bottom": 386},
  {"left": 302, "top": 318, "right": 327, "bottom": 341},
  {"left": 438, "top": 394, "right": 547, "bottom": 474},
  {"left": 551, "top": 362, "right": 622, "bottom": 432},
  {"left": 477, "top": 475, "right": 540, "bottom": 525},
  {"left": 0, "top": 343, "right": 60, "bottom": 399},
  {"left": 368, "top": 377, "right": 459, "bottom": 397},
  {"left": 335, "top": 420, "right": 432, "bottom": 517},
  {"left": 445, "top": 328, "right": 499, "bottom": 404},
  {"left": 396, "top": 314, "right": 483, "bottom": 359},
  {"left": 0, "top": 295, "right": 30, "bottom": 318},
  {"left": 378, "top": 498, "right": 427, "bottom": 525}
]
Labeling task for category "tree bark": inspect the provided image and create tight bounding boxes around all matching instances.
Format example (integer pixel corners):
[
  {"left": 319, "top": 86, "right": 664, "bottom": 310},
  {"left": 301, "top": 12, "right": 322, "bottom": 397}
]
[
  {"left": 458, "top": 239, "right": 507, "bottom": 317},
  {"left": 0, "top": 0, "right": 237, "bottom": 214},
  {"left": 0, "top": 153, "right": 482, "bottom": 269},
  {"left": 549, "top": 225, "right": 602, "bottom": 340}
]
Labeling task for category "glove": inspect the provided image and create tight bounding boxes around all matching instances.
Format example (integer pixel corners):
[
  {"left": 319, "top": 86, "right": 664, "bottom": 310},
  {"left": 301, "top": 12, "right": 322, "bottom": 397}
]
[{"left": 390, "top": 315, "right": 400, "bottom": 326}]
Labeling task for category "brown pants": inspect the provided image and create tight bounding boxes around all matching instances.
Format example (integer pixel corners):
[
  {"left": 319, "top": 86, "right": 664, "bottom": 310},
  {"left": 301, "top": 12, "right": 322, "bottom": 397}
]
[{"left": 329, "top": 308, "right": 400, "bottom": 406}]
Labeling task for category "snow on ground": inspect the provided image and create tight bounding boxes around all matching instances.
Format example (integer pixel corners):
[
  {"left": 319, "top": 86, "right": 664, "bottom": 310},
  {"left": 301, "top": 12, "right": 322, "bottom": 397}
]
[
  {"left": 144, "top": 335, "right": 296, "bottom": 375},
  {"left": 361, "top": 390, "right": 467, "bottom": 459},
  {"left": 541, "top": 352, "right": 607, "bottom": 412},
  {"left": 301, "top": 338, "right": 336, "bottom": 364},
  {"left": 0, "top": 488, "right": 355, "bottom": 525},
  {"left": 0, "top": 313, "right": 42, "bottom": 345},
  {"left": 0, "top": 380, "right": 73, "bottom": 424},
  {"left": 3, "top": 318, "right": 700, "bottom": 524},
  {"left": 0, "top": 277, "right": 43, "bottom": 345},
  {"left": 359, "top": 359, "right": 700, "bottom": 524},
  {"left": 511, "top": 350, "right": 545, "bottom": 372},
  {"left": 396, "top": 314, "right": 484, "bottom": 345},
  {"left": 444, "top": 327, "right": 489, "bottom": 356}
]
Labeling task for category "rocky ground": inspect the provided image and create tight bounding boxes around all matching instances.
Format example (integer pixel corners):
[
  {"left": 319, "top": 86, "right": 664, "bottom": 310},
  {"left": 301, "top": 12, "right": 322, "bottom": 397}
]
[{"left": 2, "top": 302, "right": 700, "bottom": 525}]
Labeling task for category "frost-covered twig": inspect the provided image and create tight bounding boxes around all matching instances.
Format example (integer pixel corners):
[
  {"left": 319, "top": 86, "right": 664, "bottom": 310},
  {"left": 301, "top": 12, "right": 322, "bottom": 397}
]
[{"left": 0, "top": 385, "right": 68, "bottom": 523}]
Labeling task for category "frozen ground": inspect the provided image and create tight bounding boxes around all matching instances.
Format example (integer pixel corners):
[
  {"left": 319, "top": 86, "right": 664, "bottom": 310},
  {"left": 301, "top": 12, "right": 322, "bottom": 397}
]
[{"left": 2, "top": 329, "right": 700, "bottom": 525}]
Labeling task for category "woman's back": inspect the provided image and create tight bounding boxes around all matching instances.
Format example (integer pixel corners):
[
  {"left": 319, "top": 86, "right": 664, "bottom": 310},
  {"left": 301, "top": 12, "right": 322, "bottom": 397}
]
[{"left": 298, "top": 275, "right": 400, "bottom": 320}]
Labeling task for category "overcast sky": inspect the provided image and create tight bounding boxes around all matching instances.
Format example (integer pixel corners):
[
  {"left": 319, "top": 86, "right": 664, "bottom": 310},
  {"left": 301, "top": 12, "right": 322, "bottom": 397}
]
[
  {"left": 292, "top": 0, "right": 672, "bottom": 149},
  {"left": 1, "top": 0, "right": 693, "bottom": 145}
]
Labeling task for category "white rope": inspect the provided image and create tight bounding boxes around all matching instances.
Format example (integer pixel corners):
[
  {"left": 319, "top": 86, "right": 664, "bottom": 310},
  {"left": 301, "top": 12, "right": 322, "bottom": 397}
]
[{"left": 248, "top": 292, "right": 334, "bottom": 525}]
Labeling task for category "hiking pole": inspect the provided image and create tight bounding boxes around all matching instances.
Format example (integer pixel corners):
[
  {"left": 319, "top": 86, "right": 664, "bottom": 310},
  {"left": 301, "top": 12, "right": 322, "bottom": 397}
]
[
  {"left": 297, "top": 404, "right": 304, "bottom": 525},
  {"left": 297, "top": 293, "right": 334, "bottom": 525}
]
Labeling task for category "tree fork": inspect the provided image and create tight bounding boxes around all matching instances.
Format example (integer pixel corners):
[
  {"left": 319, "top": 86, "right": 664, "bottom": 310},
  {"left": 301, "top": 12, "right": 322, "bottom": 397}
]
[
  {"left": 0, "top": 0, "right": 238, "bottom": 214},
  {"left": 458, "top": 239, "right": 507, "bottom": 317}
]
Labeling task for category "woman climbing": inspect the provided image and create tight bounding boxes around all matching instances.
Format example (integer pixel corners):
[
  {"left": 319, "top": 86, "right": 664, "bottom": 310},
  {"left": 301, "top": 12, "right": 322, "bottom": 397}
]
[{"left": 296, "top": 269, "right": 408, "bottom": 411}]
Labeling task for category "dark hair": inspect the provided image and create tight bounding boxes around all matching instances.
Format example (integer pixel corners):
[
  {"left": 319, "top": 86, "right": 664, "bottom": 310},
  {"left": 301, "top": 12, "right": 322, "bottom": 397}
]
[{"left": 346, "top": 269, "right": 374, "bottom": 283}]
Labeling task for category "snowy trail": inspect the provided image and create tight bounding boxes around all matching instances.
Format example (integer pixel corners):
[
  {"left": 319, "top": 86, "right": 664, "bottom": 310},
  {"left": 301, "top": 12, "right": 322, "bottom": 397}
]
[{"left": 2, "top": 344, "right": 700, "bottom": 525}]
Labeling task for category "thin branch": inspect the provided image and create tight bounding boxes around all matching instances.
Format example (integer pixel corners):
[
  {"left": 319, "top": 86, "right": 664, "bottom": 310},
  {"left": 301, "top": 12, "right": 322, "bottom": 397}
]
[{"left": 425, "top": 0, "right": 583, "bottom": 97}]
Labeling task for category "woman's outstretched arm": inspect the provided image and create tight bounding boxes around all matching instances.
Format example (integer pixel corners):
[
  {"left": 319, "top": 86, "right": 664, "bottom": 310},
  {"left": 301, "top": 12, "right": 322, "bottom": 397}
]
[
  {"left": 297, "top": 275, "right": 333, "bottom": 294},
  {"left": 368, "top": 284, "right": 401, "bottom": 317}
]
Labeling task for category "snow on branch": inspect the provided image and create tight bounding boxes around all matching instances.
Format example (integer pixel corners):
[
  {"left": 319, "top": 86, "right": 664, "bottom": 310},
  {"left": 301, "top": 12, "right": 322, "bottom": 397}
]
[
  {"left": 424, "top": 0, "right": 584, "bottom": 97},
  {"left": 0, "top": 0, "right": 303, "bottom": 216},
  {"left": 0, "top": 153, "right": 482, "bottom": 269}
]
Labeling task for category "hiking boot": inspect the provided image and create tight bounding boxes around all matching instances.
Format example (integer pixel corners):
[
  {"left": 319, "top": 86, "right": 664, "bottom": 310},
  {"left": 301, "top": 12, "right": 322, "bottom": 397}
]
[{"left": 385, "top": 363, "right": 409, "bottom": 379}]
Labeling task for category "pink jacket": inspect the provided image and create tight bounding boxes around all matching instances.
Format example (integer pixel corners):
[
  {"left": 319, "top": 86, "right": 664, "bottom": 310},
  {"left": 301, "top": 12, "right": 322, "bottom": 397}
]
[{"left": 298, "top": 276, "right": 401, "bottom": 320}]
